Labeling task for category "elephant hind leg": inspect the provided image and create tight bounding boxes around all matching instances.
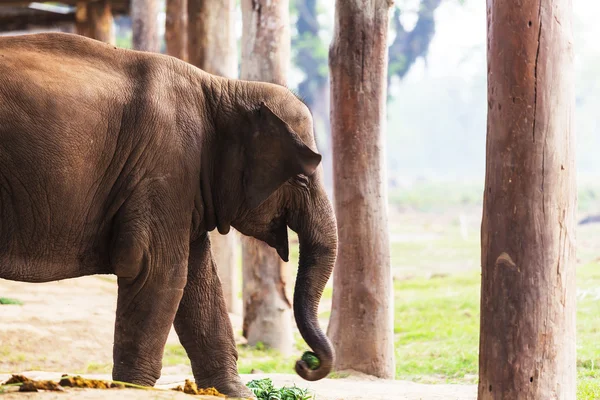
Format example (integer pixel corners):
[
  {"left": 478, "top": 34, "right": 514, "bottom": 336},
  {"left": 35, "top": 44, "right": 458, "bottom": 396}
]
[
  {"left": 111, "top": 244, "right": 188, "bottom": 386},
  {"left": 173, "top": 234, "right": 253, "bottom": 398},
  {"left": 109, "top": 204, "right": 189, "bottom": 386}
]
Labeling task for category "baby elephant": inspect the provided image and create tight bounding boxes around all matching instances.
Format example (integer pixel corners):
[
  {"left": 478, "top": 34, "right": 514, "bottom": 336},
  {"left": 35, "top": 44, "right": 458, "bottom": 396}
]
[{"left": 0, "top": 33, "right": 337, "bottom": 398}]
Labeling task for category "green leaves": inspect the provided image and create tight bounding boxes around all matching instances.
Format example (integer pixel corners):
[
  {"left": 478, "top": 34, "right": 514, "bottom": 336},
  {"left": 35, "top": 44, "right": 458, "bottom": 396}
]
[
  {"left": 301, "top": 352, "right": 320, "bottom": 370},
  {"left": 0, "top": 297, "right": 23, "bottom": 305},
  {"left": 246, "top": 378, "right": 314, "bottom": 400}
]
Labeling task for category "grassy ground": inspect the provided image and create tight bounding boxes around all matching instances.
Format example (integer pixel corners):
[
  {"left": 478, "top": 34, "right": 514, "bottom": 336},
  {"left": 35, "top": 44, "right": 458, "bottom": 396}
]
[
  {"left": 165, "top": 181, "right": 600, "bottom": 396},
  {"left": 159, "top": 207, "right": 600, "bottom": 398}
]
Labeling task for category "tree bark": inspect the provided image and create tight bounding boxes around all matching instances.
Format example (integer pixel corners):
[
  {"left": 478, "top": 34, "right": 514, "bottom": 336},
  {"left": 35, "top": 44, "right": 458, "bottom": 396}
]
[
  {"left": 188, "top": 0, "right": 237, "bottom": 77},
  {"left": 131, "top": 0, "right": 159, "bottom": 52},
  {"left": 166, "top": 0, "right": 188, "bottom": 60},
  {"left": 241, "top": 0, "right": 290, "bottom": 84},
  {"left": 186, "top": 0, "right": 239, "bottom": 315},
  {"left": 75, "top": 0, "right": 114, "bottom": 44},
  {"left": 240, "top": 0, "right": 293, "bottom": 354},
  {"left": 327, "top": 0, "right": 395, "bottom": 379},
  {"left": 478, "top": 0, "right": 576, "bottom": 399}
]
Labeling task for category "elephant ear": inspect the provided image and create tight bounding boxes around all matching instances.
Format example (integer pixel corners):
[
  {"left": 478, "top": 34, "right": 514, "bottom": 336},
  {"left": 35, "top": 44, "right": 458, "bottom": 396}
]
[{"left": 244, "top": 102, "right": 322, "bottom": 210}]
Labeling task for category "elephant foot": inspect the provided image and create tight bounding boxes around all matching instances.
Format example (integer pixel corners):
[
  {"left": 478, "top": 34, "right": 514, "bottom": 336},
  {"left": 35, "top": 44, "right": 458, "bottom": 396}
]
[{"left": 195, "top": 374, "right": 255, "bottom": 399}]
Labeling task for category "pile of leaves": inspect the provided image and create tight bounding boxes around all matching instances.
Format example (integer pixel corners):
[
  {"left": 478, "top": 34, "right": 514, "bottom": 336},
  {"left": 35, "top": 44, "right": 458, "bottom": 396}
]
[
  {"left": 0, "top": 374, "right": 144, "bottom": 393},
  {"left": 172, "top": 379, "right": 226, "bottom": 397},
  {"left": 1, "top": 375, "right": 312, "bottom": 399},
  {"left": 246, "top": 378, "right": 314, "bottom": 400}
]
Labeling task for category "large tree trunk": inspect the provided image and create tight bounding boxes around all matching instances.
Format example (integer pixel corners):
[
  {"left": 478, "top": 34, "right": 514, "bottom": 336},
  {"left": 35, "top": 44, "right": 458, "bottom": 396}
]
[
  {"left": 187, "top": 0, "right": 240, "bottom": 315},
  {"left": 131, "top": 0, "right": 159, "bottom": 52},
  {"left": 326, "top": 0, "right": 395, "bottom": 379},
  {"left": 166, "top": 0, "right": 188, "bottom": 60},
  {"left": 75, "top": 0, "right": 114, "bottom": 44},
  {"left": 240, "top": 0, "right": 293, "bottom": 354},
  {"left": 478, "top": 1, "right": 576, "bottom": 399},
  {"left": 188, "top": 0, "right": 237, "bottom": 76}
]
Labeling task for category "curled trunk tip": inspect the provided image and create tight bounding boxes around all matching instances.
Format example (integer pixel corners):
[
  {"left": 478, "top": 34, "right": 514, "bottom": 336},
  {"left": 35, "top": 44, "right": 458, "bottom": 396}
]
[{"left": 295, "top": 349, "right": 334, "bottom": 381}]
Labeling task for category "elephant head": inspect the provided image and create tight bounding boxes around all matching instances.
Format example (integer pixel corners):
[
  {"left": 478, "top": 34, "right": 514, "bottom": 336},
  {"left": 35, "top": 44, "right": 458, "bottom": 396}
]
[{"left": 203, "top": 79, "right": 338, "bottom": 381}]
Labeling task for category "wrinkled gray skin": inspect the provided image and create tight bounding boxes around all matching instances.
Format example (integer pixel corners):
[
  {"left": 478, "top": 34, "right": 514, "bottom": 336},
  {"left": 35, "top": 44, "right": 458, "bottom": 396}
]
[{"left": 0, "top": 33, "right": 337, "bottom": 397}]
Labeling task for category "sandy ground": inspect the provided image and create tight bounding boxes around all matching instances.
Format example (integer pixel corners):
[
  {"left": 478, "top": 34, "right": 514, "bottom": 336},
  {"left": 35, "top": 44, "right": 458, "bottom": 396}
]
[
  {"left": 0, "top": 371, "right": 477, "bottom": 400},
  {"left": 0, "top": 276, "right": 476, "bottom": 400}
]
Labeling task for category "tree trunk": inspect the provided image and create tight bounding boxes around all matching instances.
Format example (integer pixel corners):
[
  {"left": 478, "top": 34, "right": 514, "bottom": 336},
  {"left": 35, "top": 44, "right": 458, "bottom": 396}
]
[
  {"left": 327, "top": 0, "right": 395, "bottom": 379},
  {"left": 131, "top": 0, "right": 159, "bottom": 52},
  {"left": 210, "top": 232, "right": 240, "bottom": 315},
  {"left": 478, "top": 1, "right": 576, "bottom": 399},
  {"left": 187, "top": 0, "right": 240, "bottom": 315},
  {"left": 75, "top": 0, "right": 114, "bottom": 44},
  {"left": 166, "top": 0, "right": 188, "bottom": 60},
  {"left": 240, "top": 0, "right": 293, "bottom": 354},
  {"left": 188, "top": 0, "right": 237, "bottom": 77},
  {"left": 241, "top": 0, "right": 290, "bottom": 84}
]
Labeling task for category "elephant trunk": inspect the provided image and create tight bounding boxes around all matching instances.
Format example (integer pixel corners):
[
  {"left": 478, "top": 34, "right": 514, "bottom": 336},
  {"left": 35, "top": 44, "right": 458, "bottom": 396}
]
[{"left": 291, "top": 193, "right": 338, "bottom": 381}]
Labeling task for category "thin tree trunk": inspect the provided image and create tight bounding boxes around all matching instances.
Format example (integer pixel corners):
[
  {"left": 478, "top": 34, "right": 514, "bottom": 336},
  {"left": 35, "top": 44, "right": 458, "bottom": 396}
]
[
  {"left": 210, "top": 232, "right": 240, "bottom": 315},
  {"left": 166, "top": 0, "right": 188, "bottom": 60},
  {"left": 327, "top": 0, "right": 395, "bottom": 379},
  {"left": 478, "top": 0, "right": 576, "bottom": 399},
  {"left": 131, "top": 0, "right": 159, "bottom": 52},
  {"left": 240, "top": 0, "right": 293, "bottom": 354},
  {"left": 187, "top": 0, "right": 239, "bottom": 315},
  {"left": 75, "top": 0, "right": 114, "bottom": 44}
]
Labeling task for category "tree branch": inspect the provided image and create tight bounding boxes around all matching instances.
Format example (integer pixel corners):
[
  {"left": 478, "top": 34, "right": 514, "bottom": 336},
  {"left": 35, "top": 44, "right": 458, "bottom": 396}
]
[{"left": 388, "top": 0, "right": 443, "bottom": 81}]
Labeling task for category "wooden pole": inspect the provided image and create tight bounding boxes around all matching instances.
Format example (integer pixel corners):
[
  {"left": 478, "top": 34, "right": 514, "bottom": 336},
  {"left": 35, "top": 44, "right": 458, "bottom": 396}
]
[
  {"left": 187, "top": 0, "right": 239, "bottom": 315},
  {"left": 478, "top": 0, "right": 576, "bottom": 398},
  {"left": 166, "top": 0, "right": 188, "bottom": 60},
  {"left": 240, "top": 0, "right": 293, "bottom": 354},
  {"left": 75, "top": 0, "right": 114, "bottom": 44},
  {"left": 326, "top": 0, "right": 395, "bottom": 378},
  {"left": 131, "top": 0, "right": 159, "bottom": 52}
]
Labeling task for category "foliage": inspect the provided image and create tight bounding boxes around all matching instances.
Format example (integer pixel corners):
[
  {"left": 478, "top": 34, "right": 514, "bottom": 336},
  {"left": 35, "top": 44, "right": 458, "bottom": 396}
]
[
  {"left": 0, "top": 297, "right": 23, "bottom": 305},
  {"left": 300, "top": 352, "right": 320, "bottom": 370},
  {"left": 246, "top": 378, "right": 314, "bottom": 400}
]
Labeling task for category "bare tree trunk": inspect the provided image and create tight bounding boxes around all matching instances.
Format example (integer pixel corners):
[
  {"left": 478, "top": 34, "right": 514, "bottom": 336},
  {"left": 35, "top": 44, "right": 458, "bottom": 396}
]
[
  {"left": 240, "top": 0, "right": 293, "bottom": 354},
  {"left": 186, "top": 0, "right": 240, "bottom": 315},
  {"left": 312, "top": 82, "right": 333, "bottom": 198},
  {"left": 131, "top": 0, "right": 159, "bottom": 52},
  {"left": 327, "top": 0, "right": 395, "bottom": 378},
  {"left": 188, "top": 0, "right": 237, "bottom": 77},
  {"left": 210, "top": 232, "right": 240, "bottom": 315},
  {"left": 166, "top": 0, "right": 188, "bottom": 60},
  {"left": 241, "top": 1, "right": 290, "bottom": 84},
  {"left": 478, "top": 0, "right": 576, "bottom": 399},
  {"left": 75, "top": 0, "right": 114, "bottom": 44}
]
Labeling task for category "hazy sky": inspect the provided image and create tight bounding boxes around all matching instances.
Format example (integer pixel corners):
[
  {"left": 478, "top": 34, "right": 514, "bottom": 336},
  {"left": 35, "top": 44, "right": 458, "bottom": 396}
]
[{"left": 407, "top": 0, "right": 598, "bottom": 82}]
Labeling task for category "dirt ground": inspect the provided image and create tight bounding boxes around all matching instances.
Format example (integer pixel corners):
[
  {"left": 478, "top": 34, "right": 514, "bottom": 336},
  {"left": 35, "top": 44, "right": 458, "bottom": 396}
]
[{"left": 0, "top": 275, "right": 476, "bottom": 400}]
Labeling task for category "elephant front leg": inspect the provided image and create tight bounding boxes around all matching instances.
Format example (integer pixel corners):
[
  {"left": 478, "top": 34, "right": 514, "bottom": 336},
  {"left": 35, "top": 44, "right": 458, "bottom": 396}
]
[
  {"left": 112, "top": 256, "right": 188, "bottom": 386},
  {"left": 174, "top": 234, "right": 254, "bottom": 398}
]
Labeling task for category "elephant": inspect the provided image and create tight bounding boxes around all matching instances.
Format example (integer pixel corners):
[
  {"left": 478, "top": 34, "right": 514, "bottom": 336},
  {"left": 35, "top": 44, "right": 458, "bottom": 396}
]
[{"left": 0, "top": 33, "right": 337, "bottom": 398}]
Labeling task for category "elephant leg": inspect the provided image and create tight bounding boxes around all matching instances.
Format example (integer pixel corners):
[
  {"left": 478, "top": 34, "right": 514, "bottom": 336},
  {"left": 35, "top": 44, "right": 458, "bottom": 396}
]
[
  {"left": 174, "top": 233, "right": 253, "bottom": 398},
  {"left": 111, "top": 236, "right": 188, "bottom": 386}
]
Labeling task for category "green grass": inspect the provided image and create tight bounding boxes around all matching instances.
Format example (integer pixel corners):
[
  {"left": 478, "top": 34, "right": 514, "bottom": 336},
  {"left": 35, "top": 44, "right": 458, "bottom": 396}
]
[
  {"left": 388, "top": 180, "right": 600, "bottom": 213},
  {"left": 393, "top": 272, "right": 480, "bottom": 383},
  {"left": 578, "top": 370, "right": 600, "bottom": 399},
  {"left": 83, "top": 362, "right": 112, "bottom": 374},
  {"left": 163, "top": 339, "right": 305, "bottom": 376},
  {"left": 390, "top": 232, "right": 480, "bottom": 272},
  {"left": 388, "top": 181, "right": 483, "bottom": 212}
]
